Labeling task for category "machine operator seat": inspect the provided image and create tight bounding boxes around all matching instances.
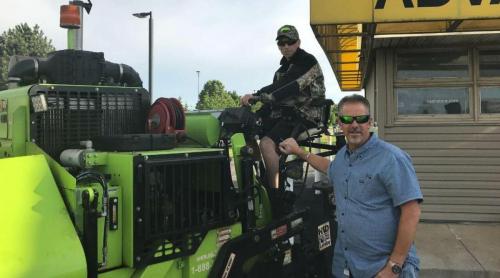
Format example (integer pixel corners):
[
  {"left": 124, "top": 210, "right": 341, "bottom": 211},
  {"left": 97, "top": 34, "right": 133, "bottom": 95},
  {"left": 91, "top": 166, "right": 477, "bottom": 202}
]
[{"left": 295, "top": 99, "right": 333, "bottom": 142}]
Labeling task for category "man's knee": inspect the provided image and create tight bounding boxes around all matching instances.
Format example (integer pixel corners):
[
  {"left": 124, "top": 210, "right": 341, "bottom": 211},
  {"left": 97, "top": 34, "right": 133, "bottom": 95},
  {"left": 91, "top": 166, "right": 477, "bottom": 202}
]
[
  {"left": 260, "top": 137, "right": 274, "bottom": 150},
  {"left": 259, "top": 137, "right": 278, "bottom": 159}
]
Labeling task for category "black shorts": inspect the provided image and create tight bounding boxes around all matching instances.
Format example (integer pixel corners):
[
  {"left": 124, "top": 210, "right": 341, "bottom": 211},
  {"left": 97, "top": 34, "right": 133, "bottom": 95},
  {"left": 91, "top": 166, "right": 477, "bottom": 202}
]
[{"left": 262, "top": 118, "right": 306, "bottom": 144}]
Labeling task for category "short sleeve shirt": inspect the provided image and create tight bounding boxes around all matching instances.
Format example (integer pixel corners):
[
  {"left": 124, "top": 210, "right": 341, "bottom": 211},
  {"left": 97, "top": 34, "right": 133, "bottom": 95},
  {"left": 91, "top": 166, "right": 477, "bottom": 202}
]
[{"left": 328, "top": 134, "right": 423, "bottom": 278}]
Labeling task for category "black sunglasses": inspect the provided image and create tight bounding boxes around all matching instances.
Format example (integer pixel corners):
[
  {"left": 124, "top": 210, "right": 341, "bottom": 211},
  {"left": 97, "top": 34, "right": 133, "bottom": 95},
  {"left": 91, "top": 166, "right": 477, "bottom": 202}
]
[
  {"left": 338, "top": 115, "right": 370, "bottom": 124},
  {"left": 277, "top": 39, "right": 297, "bottom": 47}
]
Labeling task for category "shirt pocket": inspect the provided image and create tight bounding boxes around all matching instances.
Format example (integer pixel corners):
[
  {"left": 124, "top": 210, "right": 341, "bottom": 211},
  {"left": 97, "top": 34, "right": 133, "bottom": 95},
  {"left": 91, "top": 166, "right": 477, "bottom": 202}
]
[{"left": 350, "top": 173, "right": 377, "bottom": 204}]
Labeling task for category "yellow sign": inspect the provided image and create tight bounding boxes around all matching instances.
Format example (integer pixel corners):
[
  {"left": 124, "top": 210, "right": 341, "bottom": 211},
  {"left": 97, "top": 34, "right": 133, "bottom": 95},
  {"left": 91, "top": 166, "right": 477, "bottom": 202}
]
[
  {"left": 311, "top": 0, "right": 500, "bottom": 24},
  {"left": 310, "top": 0, "right": 372, "bottom": 24}
]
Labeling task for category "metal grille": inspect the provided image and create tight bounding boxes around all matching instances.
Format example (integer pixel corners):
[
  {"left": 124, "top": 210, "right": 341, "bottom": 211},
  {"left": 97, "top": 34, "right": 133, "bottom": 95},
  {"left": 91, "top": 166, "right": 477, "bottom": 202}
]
[
  {"left": 133, "top": 153, "right": 235, "bottom": 266},
  {"left": 29, "top": 85, "right": 149, "bottom": 159}
]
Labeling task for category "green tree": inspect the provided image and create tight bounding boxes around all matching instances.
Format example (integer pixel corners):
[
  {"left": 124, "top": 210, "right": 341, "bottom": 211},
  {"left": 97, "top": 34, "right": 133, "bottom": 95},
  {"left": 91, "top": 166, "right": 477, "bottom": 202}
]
[
  {"left": 329, "top": 103, "right": 338, "bottom": 127},
  {"left": 177, "top": 96, "right": 189, "bottom": 111},
  {"left": 227, "top": 90, "right": 240, "bottom": 104},
  {"left": 195, "top": 80, "right": 240, "bottom": 110},
  {"left": 0, "top": 23, "right": 56, "bottom": 89}
]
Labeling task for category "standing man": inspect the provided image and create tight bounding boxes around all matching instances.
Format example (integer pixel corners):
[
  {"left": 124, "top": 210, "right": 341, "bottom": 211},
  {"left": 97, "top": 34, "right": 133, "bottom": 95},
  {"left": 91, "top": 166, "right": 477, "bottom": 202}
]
[
  {"left": 240, "top": 24, "right": 325, "bottom": 189},
  {"left": 279, "top": 94, "right": 423, "bottom": 277}
]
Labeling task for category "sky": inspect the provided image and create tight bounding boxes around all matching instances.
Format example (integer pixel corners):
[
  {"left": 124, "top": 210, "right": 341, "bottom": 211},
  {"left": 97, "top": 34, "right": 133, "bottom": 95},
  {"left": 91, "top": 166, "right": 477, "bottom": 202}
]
[{"left": 0, "top": 0, "right": 353, "bottom": 108}]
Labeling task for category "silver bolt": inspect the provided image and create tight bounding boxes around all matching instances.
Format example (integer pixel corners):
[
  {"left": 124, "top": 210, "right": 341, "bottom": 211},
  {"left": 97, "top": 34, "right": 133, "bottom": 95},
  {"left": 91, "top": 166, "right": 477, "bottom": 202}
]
[
  {"left": 113, "top": 199, "right": 118, "bottom": 203},
  {"left": 113, "top": 225, "right": 118, "bottom": 229},
  {"left": 137, "top": 218, "right": 143, "bottom": 223},
  {"left": 138, "top": 164, "right": 143, "bottom": 168},
  {"left": 144, "top": 155, "right": 148, "bottom": 160},
  {"left": 136, "top": 256, "right": 141, "bottom": 261},
  {"left": 136, "top": 206, "right": 141, "bottom": 211}
]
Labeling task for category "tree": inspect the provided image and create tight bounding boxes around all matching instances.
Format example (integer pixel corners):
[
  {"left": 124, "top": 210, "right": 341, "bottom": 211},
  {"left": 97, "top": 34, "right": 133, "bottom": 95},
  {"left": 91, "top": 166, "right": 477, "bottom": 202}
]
[
  {"left": 227, "top": 90, "right": 240, "bottom": 104},
  {"left": 0, "top": 23, "right": 56, "bottom": 89},
  {"left": 177, "top": 96, "right": 189, "bottom": 111},
  {"left": 195, "top": 80, "right": 240, "bottom": 110},
  {"left": 328, "top": 103, "right": 338, "bottom": 127}
]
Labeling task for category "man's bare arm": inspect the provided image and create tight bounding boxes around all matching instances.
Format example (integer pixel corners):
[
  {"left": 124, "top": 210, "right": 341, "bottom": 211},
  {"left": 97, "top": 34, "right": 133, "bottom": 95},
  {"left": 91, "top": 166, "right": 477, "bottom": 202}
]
[
  {"left": 279, "top": 138, "right": 330, "bottom": 174},
  {"left": 391, "top": 200, "right": 421, "bottom": 264},
  {"left": 376, "top": 200, "right": 421, "bottom": 277}
]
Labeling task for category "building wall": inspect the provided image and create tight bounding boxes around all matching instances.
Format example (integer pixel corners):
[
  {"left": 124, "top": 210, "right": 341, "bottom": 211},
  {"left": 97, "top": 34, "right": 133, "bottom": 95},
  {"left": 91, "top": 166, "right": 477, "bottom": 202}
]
[{"left": 370, "top": 48, "right": 500, "bottom": 222}]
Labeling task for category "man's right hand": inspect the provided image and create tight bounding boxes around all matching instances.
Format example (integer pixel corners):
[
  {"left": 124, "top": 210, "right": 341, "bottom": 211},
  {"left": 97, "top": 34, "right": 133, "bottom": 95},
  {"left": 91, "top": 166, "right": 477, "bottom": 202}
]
[
  {"left": 281, "top": 138, "right": 330, "bottom": 174},
  {"left": 279, "top": 138, "right": 304, "bottom": 157},
  {"left": 240, "top": 94, "right": 254, "bottom": 106}
]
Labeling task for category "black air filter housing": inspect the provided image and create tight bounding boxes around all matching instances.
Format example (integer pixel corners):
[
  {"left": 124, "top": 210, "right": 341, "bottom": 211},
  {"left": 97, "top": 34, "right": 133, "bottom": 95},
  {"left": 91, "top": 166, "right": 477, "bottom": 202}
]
[
  {"left": 40, "top": 50, "right": 105, "bottom": 85},
  {"left": 8, "top": 50, "right": 143, "bottom": 87}
]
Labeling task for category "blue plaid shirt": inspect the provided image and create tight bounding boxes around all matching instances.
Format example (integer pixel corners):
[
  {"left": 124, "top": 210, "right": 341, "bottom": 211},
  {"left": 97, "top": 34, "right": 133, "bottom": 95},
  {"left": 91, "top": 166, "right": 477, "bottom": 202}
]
[{"left": 328, "top": 134, "right": 423, "bottom": 278}]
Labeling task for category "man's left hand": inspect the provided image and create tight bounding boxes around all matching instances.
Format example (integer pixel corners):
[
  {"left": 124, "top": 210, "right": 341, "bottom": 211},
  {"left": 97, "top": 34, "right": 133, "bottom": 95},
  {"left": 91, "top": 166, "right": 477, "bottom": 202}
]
[
  {"left": 240, "top": 94, "right": 254, "bottom": 106},
  {"left": 375, "top": 262, "right": 399, "bottom": 278}
]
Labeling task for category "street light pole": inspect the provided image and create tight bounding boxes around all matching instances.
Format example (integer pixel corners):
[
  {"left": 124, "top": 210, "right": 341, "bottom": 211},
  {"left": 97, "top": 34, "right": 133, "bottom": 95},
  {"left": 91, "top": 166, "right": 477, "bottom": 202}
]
[
  {"left": 196, "top": 70, "right": 200, "bottom": 95},
  {"left": 133, "top": 11, "right": 153, "bottom": 98}
]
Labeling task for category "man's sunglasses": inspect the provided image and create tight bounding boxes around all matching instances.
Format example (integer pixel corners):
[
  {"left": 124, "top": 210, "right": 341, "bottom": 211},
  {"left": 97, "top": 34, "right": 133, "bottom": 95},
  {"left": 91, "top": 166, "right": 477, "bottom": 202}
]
[
  {"left": 338, "top": 115, "right": 370, "bottom": 124},
  {"left": 277, "top": 39, "right": 297, "bottom": 47}
]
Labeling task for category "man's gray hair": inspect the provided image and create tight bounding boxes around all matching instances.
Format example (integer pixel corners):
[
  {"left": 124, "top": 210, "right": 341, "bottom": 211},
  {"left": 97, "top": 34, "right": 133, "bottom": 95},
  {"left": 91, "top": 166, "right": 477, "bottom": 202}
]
[{"left": 338, "top": 94, "right": 370, "bottom": 114}]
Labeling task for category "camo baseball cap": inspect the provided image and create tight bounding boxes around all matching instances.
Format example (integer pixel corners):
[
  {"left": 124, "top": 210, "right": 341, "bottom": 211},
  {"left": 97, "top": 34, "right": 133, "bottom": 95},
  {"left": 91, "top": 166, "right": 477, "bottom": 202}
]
[{"left": 276, "top": 25, "right": 300, "bottom": 41}]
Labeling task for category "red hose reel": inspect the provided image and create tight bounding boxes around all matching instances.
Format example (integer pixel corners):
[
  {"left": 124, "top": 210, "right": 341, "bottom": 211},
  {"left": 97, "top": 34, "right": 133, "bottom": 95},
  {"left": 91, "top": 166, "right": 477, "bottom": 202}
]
[{"left": 147, "top": 98, "right": 185, "bottom": 135}]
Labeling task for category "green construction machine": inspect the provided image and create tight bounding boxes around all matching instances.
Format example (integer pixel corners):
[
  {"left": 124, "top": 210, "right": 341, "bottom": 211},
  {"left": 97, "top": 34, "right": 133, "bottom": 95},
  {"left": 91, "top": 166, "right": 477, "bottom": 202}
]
[{"left": 0, "top": 2, "right": 339, "bottom": 278}]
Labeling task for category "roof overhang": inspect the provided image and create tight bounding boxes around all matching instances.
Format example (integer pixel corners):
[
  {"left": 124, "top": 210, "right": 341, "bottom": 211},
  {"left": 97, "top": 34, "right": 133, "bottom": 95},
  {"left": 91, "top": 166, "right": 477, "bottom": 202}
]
[{"left": 311, "top": 0, "right": 500, "bottom": 91}]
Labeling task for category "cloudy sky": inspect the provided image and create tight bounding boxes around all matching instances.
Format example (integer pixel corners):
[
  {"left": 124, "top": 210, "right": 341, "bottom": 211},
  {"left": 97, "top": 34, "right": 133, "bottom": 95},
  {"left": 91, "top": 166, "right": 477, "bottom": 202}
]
[{"left": 1, "top": 0, "right": 351, "bottom": 108}]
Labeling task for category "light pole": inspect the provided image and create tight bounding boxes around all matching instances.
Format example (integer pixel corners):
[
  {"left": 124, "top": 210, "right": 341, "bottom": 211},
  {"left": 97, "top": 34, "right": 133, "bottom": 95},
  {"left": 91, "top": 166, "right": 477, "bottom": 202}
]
[
  {"left": 133, "top": 11, "right": 153, "bottom": 97},
  {"left": 196, "top": 70, "right": 200, "bottom": 95}
]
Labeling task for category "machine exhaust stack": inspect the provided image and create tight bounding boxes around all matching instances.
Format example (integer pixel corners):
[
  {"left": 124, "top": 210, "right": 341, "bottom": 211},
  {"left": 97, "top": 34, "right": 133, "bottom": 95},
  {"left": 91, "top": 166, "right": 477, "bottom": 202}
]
[{"left": 60, "top": 0, "right": 92, "bottom": 50}]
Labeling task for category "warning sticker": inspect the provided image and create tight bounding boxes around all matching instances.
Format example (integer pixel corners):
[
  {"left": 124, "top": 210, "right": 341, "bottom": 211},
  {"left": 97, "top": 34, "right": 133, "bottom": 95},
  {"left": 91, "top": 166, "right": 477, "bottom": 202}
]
[{"left": 318, "top": 222, "right": 332, "bottom": 251}]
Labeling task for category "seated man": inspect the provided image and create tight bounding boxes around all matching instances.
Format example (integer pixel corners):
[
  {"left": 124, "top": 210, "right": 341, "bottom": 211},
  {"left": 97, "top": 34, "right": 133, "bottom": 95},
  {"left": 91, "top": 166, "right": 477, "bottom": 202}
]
[{"left": 240, "top": 24, "right": 325, "bottom": 189}]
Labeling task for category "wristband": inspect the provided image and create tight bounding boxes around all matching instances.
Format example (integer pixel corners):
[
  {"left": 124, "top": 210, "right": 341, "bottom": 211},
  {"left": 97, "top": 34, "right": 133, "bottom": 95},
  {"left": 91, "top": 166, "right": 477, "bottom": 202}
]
[{"left": 304, "top": 152, "right": 311, "bottom": 161}]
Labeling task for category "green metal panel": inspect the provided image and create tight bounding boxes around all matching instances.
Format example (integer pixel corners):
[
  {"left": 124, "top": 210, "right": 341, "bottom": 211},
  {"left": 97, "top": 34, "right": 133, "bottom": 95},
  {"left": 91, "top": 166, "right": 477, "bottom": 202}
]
[
  {"left": 97, "top": 223, "right": 242, "bottom": 278},
  {"left": 230, "top": 133, "right": 246, "bottom": 188},
  {"left": 183, "top": 223, "right": 242, "bottom": 278},
  {"left": 97, "top": 153, "right": 136, "bottom": 267},
  {"left": 95, "top": 185, "right": 123, "bottom": 271},
  {"left": 134, "top": 260, "right": 178, "bottom": 277},
  {"left": 0, "top": 85, "right": 31, "bottom": 158},
  {"left": 86, "top": 152, "right": 109, "bottom": 167},
  {"left": 185, "top": 111, "right": 221, "bottom": 147},
  {"left": 230, "top": 133, "right": 272, "bottom": 226},
  {"left": 0, "top": 155, "right": 86, "bottom": 277},
  {"left": 98, "top": 268, "right": 134, "bottom": 278}
]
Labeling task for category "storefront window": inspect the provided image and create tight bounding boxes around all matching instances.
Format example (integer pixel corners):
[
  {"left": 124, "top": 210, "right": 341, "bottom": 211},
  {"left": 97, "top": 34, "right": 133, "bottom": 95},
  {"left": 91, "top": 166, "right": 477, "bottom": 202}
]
[
  {"left": 480, "top": 87, "right": 500, "bottom": 114},
  {"left": 397, "top": 87, "right": 470, "bottom": 115},
  {"left": 479, "top": 50, "right": 500, "bottom": 78},
  {"left": 394, "top": 48, "right": 500, "bottom": 121},
  {"left": 396, "top": 51, "right": 469, "bottom": 79}
]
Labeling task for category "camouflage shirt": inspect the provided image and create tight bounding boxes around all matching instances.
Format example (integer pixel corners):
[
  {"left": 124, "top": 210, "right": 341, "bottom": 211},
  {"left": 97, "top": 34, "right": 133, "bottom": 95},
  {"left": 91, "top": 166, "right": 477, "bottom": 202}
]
[{"left": 254, "top": 48, "right": 326, "bottom": 124}]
